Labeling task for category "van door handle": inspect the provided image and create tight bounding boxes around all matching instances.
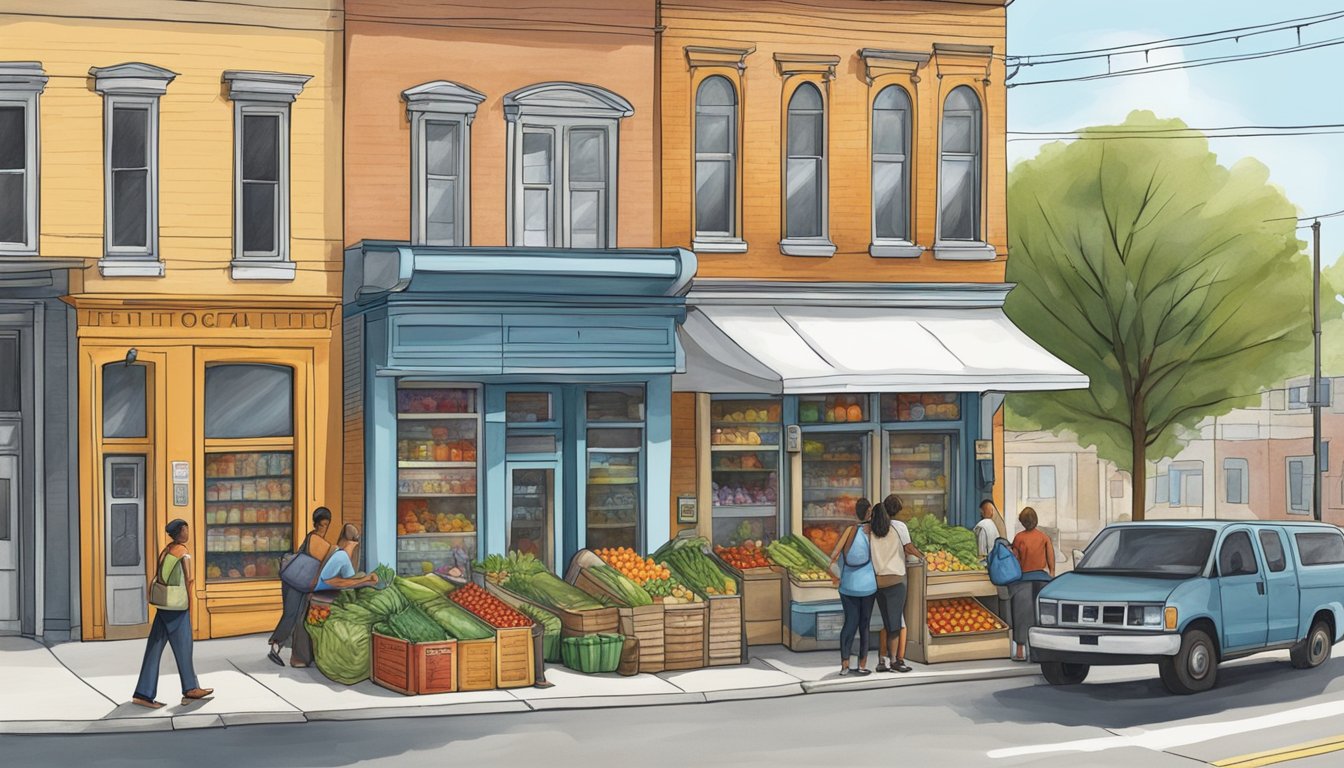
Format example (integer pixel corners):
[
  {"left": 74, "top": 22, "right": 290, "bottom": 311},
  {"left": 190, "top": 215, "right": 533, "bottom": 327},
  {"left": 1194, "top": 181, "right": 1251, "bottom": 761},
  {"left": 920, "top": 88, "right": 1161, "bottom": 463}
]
[{"left": 1257, "top": 582, "right": 1265, "bottom": 595}]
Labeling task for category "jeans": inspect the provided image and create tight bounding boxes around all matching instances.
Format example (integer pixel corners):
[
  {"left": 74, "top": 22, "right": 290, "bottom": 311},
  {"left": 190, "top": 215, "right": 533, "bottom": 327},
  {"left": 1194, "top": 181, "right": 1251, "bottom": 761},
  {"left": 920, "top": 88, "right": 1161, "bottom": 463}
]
[
  {"left": 134, "top": 609, "right": 199, "bottom": 701},
  {"left": 839, "top": 593, "right": 876, "bottom": 663},
  {"left": 1009, "top": 579, "right": 1048, "bottom": 645}
]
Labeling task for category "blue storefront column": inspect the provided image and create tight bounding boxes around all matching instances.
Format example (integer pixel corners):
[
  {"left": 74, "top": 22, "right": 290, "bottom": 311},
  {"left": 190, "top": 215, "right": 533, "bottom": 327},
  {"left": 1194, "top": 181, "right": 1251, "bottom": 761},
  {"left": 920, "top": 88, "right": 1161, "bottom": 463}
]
[{"left": 644, "top": 376, "right": 672, "bottom": 553}]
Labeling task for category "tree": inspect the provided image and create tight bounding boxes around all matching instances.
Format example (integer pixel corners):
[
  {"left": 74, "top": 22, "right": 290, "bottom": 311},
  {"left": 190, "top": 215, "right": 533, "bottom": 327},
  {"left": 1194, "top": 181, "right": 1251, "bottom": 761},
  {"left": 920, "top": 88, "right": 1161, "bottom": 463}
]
[{"left": 1005, "top": 111, "right": 1311, "bottom": 520}]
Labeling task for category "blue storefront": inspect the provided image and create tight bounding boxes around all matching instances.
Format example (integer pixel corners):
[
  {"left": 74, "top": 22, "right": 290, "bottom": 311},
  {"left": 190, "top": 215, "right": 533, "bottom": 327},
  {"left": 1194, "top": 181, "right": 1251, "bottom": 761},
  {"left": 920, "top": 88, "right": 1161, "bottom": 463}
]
[{"left": 343, "top": 242, "right": 695, "bottom": 576}]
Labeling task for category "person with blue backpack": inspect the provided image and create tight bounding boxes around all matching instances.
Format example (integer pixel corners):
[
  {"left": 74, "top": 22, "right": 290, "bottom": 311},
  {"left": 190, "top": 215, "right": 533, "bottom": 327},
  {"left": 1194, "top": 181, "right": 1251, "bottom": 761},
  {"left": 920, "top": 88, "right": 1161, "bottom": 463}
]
[
  {"left": 1007, "top": 507, "right": 1055, "bottom": 662},
  {"left": 827, "top": 498, "right": 878, "bottom": 676}
]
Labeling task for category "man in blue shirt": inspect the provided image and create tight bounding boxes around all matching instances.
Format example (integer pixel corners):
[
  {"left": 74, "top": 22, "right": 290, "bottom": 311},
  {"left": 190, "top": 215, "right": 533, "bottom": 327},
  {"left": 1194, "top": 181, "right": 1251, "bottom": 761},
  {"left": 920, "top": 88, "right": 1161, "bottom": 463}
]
[{"left": 315, "top": 524, "right": 380, "bottom": 591}]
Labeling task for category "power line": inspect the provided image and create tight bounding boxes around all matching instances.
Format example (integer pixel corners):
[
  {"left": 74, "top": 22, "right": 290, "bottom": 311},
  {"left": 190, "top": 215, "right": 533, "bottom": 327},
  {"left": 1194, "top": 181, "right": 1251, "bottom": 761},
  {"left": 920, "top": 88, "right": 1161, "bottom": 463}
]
[
  {"left": 1008, "top": 35, "right": 1344, "bottom": 87},
  {"left": 1007, "top": 8, "right": 1344, "bottom": 62},
  {"left": 1011, "top": 123, "right": 1344, "bottom": 136},
  {"left": 1008, "top": 130, "right": 1344, "bottom": 143}
]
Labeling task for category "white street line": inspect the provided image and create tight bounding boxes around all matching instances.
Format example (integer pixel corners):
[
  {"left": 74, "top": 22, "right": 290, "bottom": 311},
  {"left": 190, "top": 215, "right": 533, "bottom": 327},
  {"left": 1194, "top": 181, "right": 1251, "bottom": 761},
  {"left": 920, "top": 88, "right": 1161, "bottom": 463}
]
[{"left": 987, "top": 699, "right": 1344, "bottom": 759}]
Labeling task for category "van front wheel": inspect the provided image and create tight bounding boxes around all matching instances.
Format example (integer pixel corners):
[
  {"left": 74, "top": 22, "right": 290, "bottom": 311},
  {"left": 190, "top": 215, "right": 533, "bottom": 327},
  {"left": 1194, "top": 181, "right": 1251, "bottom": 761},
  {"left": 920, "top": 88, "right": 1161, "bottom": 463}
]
[
  {"left": 1290, "top": 619, "right": 1332, "bottom": 669},
  {"left": 1041, "top": 661, "right": 1089, "bottom": 685},
  {"left": 1159, "top": 628, "right": 1217, "bottom": 694}
]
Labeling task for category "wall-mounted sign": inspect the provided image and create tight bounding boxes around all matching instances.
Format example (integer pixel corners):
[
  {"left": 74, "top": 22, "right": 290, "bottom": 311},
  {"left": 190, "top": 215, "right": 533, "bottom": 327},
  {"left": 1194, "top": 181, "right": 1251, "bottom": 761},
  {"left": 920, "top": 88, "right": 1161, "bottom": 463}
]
[
  {"left": 678, "top": 495, "right": 698, "bottom": 524},
  {"left": 172, "top": 461, "right": 189, "bottom": 507},
  {"left": 974, "top": 439, "right": 993, "bottom": 461}
]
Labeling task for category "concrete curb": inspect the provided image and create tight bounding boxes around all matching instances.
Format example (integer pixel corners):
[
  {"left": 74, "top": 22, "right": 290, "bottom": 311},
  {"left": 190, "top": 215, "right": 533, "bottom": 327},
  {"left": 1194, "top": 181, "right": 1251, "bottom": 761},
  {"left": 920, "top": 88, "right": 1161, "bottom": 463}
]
[{"left": 0, "top": 661, "right": 1043, "bottom": 735}]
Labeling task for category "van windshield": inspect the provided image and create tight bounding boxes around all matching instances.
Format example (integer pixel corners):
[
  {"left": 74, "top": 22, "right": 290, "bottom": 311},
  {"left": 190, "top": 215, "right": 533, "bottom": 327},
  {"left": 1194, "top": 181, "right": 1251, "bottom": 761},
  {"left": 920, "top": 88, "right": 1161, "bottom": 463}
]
[{"left": 1075, "top": 527, "right": 1216, "bottom": 577}]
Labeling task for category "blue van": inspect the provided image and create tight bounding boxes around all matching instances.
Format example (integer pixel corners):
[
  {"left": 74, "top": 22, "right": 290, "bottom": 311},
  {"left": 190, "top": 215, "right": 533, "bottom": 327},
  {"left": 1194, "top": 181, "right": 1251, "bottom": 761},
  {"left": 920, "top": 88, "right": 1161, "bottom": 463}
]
[{"left": 1030, "top": 520, "right": 1344, "bottom": 694}]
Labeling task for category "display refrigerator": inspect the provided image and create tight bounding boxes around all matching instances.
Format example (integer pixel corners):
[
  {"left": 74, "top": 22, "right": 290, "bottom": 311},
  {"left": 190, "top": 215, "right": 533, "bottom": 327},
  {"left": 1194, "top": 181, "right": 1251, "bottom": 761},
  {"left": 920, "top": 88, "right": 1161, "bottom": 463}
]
[
  {"left": 203, "top": 451, "right": 295, "bottom": 582},
  {"left": 507, "top": 465, "right": 556, "bottom": 570},
  {"left": 585, "top": 387, "right": 645, "bottom": 551},
  {"left": 881, "top": 393, "right": 959, "bottom": 521},
  {"left": 799, "top": 431, "right": 868, "bottom": 555},
  {"left": 709, "top": 398, "right": 782, "bottom": 547},
  {"left": 394, "top": 385, "right": 480, "bottom": 576}
]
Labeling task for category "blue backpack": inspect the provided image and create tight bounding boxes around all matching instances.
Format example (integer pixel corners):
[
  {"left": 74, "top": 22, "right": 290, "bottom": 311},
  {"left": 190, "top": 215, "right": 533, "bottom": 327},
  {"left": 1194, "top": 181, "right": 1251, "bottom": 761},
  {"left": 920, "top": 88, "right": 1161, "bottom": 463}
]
[{"left": 987, "top": 538, "right": 1022, "bottom": 586}]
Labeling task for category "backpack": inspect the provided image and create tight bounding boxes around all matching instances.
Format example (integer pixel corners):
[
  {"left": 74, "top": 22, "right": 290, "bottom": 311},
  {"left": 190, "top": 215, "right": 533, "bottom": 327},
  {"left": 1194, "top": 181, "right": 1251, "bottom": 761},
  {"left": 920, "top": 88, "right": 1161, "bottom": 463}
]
[{"left": 987, "top": 538, "right": 1022, "bottom": 586}]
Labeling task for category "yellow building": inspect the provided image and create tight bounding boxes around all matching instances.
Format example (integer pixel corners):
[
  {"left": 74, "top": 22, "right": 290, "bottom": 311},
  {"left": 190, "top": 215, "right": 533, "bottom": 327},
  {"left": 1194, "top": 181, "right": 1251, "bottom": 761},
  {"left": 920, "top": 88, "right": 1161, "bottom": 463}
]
[{"left": 0, "top": 1, "right": 344, "bottom": 640}]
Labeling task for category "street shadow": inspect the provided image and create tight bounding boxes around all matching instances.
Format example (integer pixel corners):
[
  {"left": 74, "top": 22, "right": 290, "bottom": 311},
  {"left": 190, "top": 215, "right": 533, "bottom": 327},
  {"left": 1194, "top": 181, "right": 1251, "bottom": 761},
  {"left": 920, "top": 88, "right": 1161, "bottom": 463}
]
[{"left": 973, "top": 655, "right": 1344, "bottom": 729}]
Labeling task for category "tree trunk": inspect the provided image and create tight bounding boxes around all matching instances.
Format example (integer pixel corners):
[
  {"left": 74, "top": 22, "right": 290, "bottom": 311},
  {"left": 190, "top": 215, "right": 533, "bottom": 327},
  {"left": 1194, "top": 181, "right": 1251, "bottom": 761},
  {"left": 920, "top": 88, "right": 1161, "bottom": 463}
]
[{"left": 1131, "top": 415, "right": 1147, "bottom": 522}]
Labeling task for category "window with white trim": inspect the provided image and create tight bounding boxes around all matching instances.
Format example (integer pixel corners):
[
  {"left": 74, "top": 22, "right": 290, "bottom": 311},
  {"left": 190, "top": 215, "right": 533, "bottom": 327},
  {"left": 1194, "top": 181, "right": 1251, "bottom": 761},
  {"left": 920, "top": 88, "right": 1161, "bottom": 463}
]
[
  {"left": 0, "top": 63, "right": 45, "bottom": 253},
  {"left": 939, "top": 85, "right": 982, "bottom": 243},
  {"left": 1224, "top": 457, "right": 1249, "bottom": 504},
  {"left": 1027, "top": 465, "right": 1056, "bottom": 501},
  {"left": 505, "top": 82, "right": 631, "bottom": 248},
  {"left": 223, "top": 71, "right": 310, "bottom": 279},
  {"left": 403, "top": 81, "right": 484, "bottom": 246},
  {"left": 91, "top": 63, "right": 175, "bottom": 272},
  {"left": 872, "top": 85, "right": 912, "bottom": 245},
  {"left": 694, "top": 76, "right": 737, "bottom": 242},
  {"left": 784, "top": 83, "right": 825, "bottom": 242}
]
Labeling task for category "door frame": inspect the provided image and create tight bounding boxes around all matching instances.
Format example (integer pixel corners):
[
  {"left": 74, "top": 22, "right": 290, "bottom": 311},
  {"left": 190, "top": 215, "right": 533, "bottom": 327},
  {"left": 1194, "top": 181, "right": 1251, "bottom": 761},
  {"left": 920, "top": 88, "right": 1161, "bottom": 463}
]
[
  {"left": 0, "top": 306, "right": 40, "bottom": 637},
  {"left": 505, "top": 460, "right": 562, "bottom": 574},
  {"left": 103, "top": 454, "right": 149, "bottom": 639}
]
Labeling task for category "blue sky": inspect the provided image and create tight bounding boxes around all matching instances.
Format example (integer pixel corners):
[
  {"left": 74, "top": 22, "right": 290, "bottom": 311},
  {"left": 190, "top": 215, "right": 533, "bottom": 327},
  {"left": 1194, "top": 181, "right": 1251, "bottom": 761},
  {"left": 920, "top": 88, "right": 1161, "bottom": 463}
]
[{"left": 1007, "top": 0, "right": 1343, "bottom": 262}]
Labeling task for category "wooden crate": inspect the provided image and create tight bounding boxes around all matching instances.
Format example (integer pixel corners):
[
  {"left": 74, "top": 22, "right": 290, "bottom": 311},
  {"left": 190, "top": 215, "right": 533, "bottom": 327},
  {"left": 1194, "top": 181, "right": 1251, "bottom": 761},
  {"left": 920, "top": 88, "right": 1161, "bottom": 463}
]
[
  {"left": 905, "top": 563, "right": 1010, "bottom": 664},
  {"left": 485, "top": 581, "right": 620, "bottom": 638},
  {"left": 370, "top": 632, "right": 458, "bottom": 696},
  {"left": 785, "top": 575, "right": 840, "bottom": 604},
  {"left": 706, "top": 595, "right": 744, "bottom": 666},
  {"left": 663, "top": 600, "right": 708, "bottom": 670},
  {"left": 494, "top": 625, "right": 535, "bottom": 689},
  {"left": 573, "top": 568, "right": 666, "bottom": 673},
  {"left": 726, "top": 564, "right": 784, "bottom": 645},
  {"left": 457, "top": 637, "right": 497, "bottom": 691}
]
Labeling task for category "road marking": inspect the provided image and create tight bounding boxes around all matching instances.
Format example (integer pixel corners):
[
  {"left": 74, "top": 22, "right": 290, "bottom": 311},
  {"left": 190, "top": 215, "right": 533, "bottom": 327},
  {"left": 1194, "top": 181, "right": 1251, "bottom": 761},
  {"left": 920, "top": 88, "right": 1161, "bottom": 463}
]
[
  {"left": 1214, "top": 735, "right": 1344, "bottom": 768},
  {"left": 986, "top": 699, "right": 1344, "bottom": 759}
]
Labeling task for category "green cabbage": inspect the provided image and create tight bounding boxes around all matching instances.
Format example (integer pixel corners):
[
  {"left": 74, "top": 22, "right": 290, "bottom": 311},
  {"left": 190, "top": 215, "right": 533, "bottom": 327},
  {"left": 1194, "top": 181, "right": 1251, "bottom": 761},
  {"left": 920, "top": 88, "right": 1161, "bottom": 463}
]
[{"left": 312, "top": 616, "right": 372, "bottom": 685}]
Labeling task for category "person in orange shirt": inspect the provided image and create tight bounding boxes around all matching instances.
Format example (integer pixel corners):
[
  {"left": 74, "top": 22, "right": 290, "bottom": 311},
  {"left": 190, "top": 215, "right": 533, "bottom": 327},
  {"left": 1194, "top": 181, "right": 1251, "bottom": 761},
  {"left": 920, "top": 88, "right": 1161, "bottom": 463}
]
[{"left": 1008, "top": 507, "right": 1055, "bottom": 661}]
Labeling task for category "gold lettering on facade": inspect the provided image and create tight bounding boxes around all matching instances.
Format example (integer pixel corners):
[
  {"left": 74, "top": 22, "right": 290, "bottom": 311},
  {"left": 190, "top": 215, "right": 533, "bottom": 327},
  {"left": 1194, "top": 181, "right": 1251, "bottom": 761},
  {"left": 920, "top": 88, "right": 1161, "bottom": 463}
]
[
  {"left": 181, "top": 313, "right": 198, "bottom": 328},
  {"left": 79, "top": 309, "right": 332, "bottom": 329}
]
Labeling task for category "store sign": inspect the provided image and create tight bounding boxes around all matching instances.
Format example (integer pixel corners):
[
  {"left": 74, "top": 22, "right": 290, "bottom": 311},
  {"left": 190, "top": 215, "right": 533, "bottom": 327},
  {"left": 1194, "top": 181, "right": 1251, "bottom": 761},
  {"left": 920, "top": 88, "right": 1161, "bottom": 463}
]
[
  {"left": 77, "top": 309, "right": 331, "bottom": 331},
  {"left": 678, "top": 495, "right": 698, "bottom": 524},
  {"left": 974, "top": 439, "right": 993, "bottom": 461},
  {"left": 172, "top": 461, "right": 189, "bottom": 507}
]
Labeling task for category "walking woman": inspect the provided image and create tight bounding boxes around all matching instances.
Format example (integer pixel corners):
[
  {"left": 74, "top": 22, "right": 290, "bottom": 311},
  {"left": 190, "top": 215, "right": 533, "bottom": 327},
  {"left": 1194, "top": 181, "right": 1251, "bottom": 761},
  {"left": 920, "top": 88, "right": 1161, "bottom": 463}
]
[
  {"left": 828, "top": 498, "right": 878, "bottom": 676},
  {"left": 872, "top": 495, "right": 924, "bottom": 673},
  {"left": 1008, "top": 507, "right": 1055, "bottom": 661},
  {"left": 133, "top": 519, "right": 214, "bottom": 708},
  {"left": 267, "top": 507, "right": 335, "bottom": 667}
]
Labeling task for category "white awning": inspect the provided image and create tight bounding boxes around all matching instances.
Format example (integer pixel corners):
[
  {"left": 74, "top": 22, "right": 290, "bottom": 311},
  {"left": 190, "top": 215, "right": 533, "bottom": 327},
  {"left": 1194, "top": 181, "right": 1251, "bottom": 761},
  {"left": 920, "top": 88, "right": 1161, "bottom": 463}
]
[{"left": 675, "top": 301, "right": 1089, "bottom": 394}]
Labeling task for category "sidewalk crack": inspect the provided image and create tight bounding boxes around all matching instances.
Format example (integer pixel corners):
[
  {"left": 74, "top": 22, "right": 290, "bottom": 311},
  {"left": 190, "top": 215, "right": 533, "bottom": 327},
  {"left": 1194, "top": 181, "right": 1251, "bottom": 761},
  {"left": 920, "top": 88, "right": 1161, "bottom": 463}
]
[
  {"left": 227, "top": 659, "right": 306, "bottom": 715},
  {"left": 46, "top": 647, "right": 120, "bottom": 711}
]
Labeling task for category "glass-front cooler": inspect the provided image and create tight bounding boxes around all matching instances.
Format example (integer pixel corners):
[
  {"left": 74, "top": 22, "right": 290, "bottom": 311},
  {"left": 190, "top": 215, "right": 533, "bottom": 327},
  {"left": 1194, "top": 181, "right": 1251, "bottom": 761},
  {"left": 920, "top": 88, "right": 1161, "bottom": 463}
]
[
  {"left": 710, "top": 398, "right": 782, "bottom": 547},
  {"left": 881, "top": 394, "right": 959, "bottom": 522},
  {"left": 800, "top": 432, "right": 868, "bottom": 555},
  {"left": 203, "top": 451, "right": 294, "bottom": 582},
  {"left": 586, "top": 387, "right": 644, "bottom": 551},
  {"left": 395, "top": 385, "right": 479, "bottom": 576},
  {"left": 508, "top": 466, "right": 556, "bottom": 569}
]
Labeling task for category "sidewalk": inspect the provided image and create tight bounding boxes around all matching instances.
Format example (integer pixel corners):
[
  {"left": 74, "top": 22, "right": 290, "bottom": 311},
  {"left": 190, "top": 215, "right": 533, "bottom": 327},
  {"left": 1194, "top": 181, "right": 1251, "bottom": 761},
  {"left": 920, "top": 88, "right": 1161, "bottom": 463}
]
[{"left": 0, "top": 635, "right": 1041, "bottom": 734}]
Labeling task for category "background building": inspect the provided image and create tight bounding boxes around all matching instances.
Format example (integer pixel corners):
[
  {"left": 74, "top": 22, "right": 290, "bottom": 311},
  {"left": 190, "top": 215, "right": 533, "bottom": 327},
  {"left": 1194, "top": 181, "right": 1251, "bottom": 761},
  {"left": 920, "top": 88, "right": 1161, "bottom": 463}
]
[{"left": 0, "top": 0, "right": 345, "bottom": 640}]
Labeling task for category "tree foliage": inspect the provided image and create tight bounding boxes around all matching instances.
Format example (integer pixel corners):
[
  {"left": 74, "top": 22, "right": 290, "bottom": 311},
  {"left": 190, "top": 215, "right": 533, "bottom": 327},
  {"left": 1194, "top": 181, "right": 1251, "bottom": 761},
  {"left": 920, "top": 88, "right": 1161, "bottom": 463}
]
[{"left": 1005, "top": 112, "right": 1310, "bottom": 518}]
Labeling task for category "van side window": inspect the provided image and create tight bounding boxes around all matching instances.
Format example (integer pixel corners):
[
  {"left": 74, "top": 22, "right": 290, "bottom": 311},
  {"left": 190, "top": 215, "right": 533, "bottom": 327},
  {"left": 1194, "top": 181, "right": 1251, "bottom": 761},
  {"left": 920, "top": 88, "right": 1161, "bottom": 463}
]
[
  {"left": 1218, "top": 531, "right": 1258, "bottom": 577},
  {"left": 1296, "top": 532, "right": 1344, "bottom": 566},
  {"left": 1258, "top": 530, "right": 1287, "bottom": 572}
]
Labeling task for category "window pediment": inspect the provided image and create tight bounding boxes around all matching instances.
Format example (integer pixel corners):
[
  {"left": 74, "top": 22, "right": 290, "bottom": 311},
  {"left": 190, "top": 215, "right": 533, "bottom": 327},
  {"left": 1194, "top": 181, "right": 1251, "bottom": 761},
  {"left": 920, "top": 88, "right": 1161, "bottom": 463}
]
[
  {"left": 503, "top": 82, "right": 633, "bottom": 122},
  {"left": 402, "top": 80, "right": 486, "bottom": 119},
  {"left": 223, "top": 70, "right": 312, "bottom": 104},
  {"left": 89, "top": 62, "right": 177, "bottom": 96}
]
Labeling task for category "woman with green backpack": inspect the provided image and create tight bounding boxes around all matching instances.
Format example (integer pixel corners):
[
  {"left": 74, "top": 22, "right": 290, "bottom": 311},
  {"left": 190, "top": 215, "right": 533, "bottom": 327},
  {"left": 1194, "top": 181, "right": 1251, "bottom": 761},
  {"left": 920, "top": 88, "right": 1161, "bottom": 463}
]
[{"left": 132, "top": 519, "right": 214, "bottom": 709}]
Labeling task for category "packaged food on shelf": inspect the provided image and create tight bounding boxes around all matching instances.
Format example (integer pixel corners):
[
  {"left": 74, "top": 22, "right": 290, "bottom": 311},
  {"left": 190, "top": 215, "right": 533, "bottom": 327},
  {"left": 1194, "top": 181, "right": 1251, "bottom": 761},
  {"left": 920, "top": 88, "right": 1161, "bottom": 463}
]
[
  {"left": 797, "top": 395, "right": 867, "bottom": 424},
  {"left": 882, "top": 392, "right": 960, "bottom": 422}
]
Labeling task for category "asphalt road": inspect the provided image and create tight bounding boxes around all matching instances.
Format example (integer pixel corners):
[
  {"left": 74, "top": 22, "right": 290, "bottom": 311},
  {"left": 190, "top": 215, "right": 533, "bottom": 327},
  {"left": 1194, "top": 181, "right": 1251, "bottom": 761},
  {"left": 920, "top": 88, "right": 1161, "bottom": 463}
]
[{"left": 11, "top": 651, "right": 1344, "bottom": 767}]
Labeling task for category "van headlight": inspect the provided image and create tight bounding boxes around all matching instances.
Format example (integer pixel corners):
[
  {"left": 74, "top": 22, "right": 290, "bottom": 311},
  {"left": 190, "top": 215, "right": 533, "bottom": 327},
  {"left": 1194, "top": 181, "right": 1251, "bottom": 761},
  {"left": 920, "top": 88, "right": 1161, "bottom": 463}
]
[
  {"left": 1039, "top": 600, "right": 1058, "bottom": 626},
  {"left": 1126, "top": 603, "right": 1165, "bottom": 627}
]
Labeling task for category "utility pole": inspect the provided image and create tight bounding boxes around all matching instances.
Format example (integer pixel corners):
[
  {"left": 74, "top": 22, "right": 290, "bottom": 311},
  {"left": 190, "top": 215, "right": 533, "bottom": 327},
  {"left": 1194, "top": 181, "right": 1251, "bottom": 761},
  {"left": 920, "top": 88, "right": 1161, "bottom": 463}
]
[{"left": 1313, "top": 218, "right": 1323, "bottom": 522}]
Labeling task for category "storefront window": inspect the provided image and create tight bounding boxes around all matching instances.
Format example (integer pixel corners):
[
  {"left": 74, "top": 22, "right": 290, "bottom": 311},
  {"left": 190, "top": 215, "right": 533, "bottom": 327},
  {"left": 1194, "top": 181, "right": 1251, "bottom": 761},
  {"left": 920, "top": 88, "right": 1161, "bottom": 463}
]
[
  {"left": 204, "top": 364, "right": 293, "bottom": 438},
  {"left": 888, "top": 433, "right": 954, "bottom": 521},
  {"left": 0, "top": 334, "right": 18, "bottom": 412},
  {"left": 396, "top": 385, "right": 479, "bottom": 576},
  {"left": 203, "top": 451, "right": 294, "bottom": 581},
  {"left": 506, "top": 392, "right": 552, "bottom": 423},
  {"left": 586, "top": 386, "right": 644, "bottom": 551},
  {"left": 801, "top": 432, "right": 867, "bottom": 553},
  {"left": 102, "top": 362, "right": 147, "bottom": 439},
  {"left": 881, "top": 392, "right": 960, "bottom": 422},
  {"left": 798, "top": 394, "right": 866, "bottom": 425},
  {"left": 710, "top": 398, "right": 781, "bottom": 547}
]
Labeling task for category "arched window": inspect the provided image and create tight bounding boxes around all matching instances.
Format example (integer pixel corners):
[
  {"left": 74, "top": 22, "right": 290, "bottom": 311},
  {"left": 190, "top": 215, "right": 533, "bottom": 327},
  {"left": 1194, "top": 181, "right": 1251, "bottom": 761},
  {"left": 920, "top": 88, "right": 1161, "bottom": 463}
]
[
  {"left": 939, "top": 86, "right": 982, "bottom": 242},
  {"left": 785, "top": 83, "right": 825, "bottom": 242},
  {"left": 694, "top": 76, "right": 737, "bottom": 239},
  {"left": 872, "top": 85, "right": 912, "bottom": 243}
]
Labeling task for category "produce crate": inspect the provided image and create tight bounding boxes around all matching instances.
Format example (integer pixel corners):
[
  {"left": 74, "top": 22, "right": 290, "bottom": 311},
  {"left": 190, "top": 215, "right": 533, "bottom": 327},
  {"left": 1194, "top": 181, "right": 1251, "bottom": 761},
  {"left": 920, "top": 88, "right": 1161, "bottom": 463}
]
[
  {"left": 723, "top": 562, "right": 784, "bottom": 646},
  {"left": 485, "top": 581, "right": 620, "bottom": 638},
  {"left": 904, "top": 563, "right": 1009, "bottom": 664},
  {"left": 457, "top": 637, "right": 498, "bottom": 691},
  {"left": 494, "top": 625, "right": 536, "bottom": 689},
  {"left": 784, "top": 574, "right": 840, "bottom": 604},
  {"left": 782, "top": 599, "right": 884, "bottom": 653},
  {"left": 705, "top": 594, "right": 745, "bottom": 666},
  {"left": 370, "top": 631, "right": 458, "bottom": 695},
  {"left": 573, "top": 568, "right": 668, "bottom": 673},
  {"left": 561, "top": 633, "right": 624, "bottom": 674},
  {"left": 663, "top": 600, "right": 708, "bottom": 670}
]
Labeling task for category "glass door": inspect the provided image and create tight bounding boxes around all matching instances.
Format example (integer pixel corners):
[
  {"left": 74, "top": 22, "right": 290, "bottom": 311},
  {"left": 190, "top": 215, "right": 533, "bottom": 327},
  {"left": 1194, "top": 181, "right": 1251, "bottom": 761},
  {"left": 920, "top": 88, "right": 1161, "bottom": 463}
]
[
  {"left": 800, "top": 432, "right": 868, "bottom": 555},
  {"left": 710, "top": 398, "right": 782, "bottom": 547},
  {"left": 507, "top": 464, "right": 558, "bottom": 570},
  {"left": 887, "top": 432, "right": 955, "bottom": 522},
  {"left": 585, "top": 386, "right": 644, "bottom": 552},
  {"left": 396, "top": 384, "right": 480, "bottom": 577}
]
